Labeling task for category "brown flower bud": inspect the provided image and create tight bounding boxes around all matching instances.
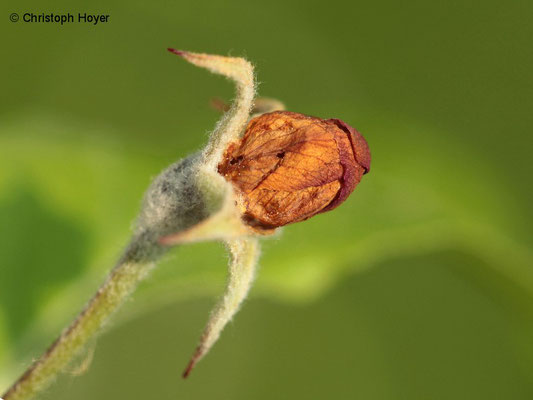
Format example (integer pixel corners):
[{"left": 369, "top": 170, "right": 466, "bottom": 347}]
[{"left": 218, "top": 111, "right": 371, "bottom": 230}]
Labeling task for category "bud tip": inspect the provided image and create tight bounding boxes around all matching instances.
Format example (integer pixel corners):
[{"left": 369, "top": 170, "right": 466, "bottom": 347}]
[
  {"left": 167, "top": 48, "right": 187, "bottom": 57},
  {"left": 182, "top": 358, "right": 197, "bottom": 379}
]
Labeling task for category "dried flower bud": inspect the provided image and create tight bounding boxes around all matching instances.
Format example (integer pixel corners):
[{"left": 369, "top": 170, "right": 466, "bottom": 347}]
[{"left": 218, "top": 111, "right": 371, "bottom": 229}]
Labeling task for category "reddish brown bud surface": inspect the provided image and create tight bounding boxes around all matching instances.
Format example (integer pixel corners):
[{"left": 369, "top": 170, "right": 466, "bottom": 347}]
[{"left": 218, "top": 111, "right": 371, "bottom": 230}]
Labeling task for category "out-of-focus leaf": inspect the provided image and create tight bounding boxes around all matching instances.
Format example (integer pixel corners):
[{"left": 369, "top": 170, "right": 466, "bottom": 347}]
[
  {"left": 1, "top": 0, "right": 532, "bottom": 392},
  {"left": 0, "top": 111, "right": 531, "bottom": 385}
]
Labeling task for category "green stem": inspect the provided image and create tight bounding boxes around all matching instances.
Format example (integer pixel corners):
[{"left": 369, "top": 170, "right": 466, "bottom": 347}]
[{"left": 2, "top": 238, "right": 163, "bottom": 400}]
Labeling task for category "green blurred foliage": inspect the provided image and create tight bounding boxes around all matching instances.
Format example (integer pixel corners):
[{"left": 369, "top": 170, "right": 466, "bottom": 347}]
[{"left": 0, "top": 0, "right": 532, "bottom": 398}]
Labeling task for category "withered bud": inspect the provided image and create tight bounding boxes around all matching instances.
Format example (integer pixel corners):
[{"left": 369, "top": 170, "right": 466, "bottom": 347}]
[{"left": 218, "top": 111, "right": 371, "bottom": 229}]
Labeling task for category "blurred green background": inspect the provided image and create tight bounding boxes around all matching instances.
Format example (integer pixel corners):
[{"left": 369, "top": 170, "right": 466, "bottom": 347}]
[{"left": 1, "top": 0, "right": 532, "bottom": 399}]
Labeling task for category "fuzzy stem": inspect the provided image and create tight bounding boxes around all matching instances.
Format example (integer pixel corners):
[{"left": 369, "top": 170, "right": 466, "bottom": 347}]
[{"left": 2, "top": 238, "right": 164, "bottom": 400}]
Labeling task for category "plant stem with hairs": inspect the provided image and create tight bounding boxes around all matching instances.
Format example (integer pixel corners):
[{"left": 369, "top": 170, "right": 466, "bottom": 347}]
[
  {"left": 2, "top": 49, "right": 265, "bottom": 400},
  {"left": 2, "top": 48, "right": 371, "bottom": 400},
  {"left": 3, "top": 238, "right": 162, "bottom": 400}
]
